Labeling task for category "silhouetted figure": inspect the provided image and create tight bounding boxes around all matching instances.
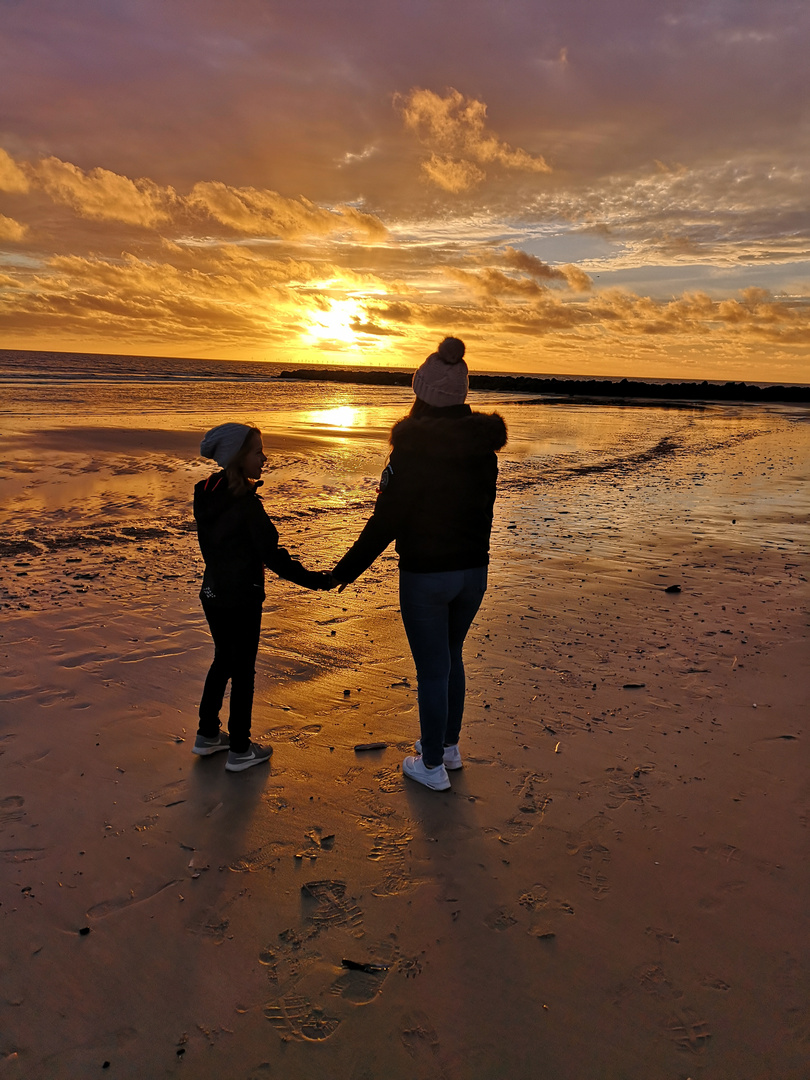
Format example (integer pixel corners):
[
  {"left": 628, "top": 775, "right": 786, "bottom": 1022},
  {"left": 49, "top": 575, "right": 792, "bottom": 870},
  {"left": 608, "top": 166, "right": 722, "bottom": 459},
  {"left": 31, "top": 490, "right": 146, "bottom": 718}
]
[
  {"left": 193, "top": 423, "right": 332, "bottom": 771},
  {"left": 332, "top": 339, "right": 507, "bottom": 790}
]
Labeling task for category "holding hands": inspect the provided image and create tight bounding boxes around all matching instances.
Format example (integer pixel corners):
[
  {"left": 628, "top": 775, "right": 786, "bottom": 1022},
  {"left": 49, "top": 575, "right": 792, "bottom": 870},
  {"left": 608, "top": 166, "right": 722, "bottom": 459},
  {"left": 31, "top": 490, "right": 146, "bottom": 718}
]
[{"left": 309, "top": 571, "right": 349, "bottom": 592}]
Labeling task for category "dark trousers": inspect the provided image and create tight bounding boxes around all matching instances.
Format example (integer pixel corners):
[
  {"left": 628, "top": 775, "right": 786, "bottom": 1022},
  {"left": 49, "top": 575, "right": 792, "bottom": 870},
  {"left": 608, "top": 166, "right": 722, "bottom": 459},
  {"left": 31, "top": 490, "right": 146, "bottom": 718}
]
[
  {"left": 198, "top": 601, "right": 263, "bottom": 754},
  {"left": 399, "top": 567, "right": 487, "bottom": 768}
]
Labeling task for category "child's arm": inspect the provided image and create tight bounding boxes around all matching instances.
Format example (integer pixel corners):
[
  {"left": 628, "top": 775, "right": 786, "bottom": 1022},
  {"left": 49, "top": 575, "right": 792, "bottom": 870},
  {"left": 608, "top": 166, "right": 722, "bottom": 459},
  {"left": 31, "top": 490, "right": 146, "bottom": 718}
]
[{"left": 266, "top": 545, "right": 332, "bottom": 590}]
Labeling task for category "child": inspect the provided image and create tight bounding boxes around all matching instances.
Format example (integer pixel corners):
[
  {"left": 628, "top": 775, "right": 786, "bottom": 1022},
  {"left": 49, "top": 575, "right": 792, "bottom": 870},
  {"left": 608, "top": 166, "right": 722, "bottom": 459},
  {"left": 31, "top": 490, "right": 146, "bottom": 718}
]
[{"left": 193, "top": 422, "right": 332, "bottom": 772}]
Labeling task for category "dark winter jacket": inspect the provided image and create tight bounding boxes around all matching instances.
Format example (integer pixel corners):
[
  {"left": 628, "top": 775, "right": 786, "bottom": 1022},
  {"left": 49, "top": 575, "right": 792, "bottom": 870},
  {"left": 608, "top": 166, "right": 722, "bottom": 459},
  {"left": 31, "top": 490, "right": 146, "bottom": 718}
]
[
  {"left": 332, "top": 405, "right": 507, "bottom": 583},
  {"left": 194, "top": 472, "right": 329, "bottom": 607}
]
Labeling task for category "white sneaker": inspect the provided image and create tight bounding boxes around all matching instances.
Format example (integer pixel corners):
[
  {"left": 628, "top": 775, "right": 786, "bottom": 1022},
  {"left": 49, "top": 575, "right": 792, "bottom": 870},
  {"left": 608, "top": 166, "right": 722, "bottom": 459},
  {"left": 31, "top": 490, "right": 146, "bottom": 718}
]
[
  {"left": 415, "top": 740, "right": 462, "bottom": 770},
  {"left": 402, "top": 755, "right": 451, "bottom": 791}
]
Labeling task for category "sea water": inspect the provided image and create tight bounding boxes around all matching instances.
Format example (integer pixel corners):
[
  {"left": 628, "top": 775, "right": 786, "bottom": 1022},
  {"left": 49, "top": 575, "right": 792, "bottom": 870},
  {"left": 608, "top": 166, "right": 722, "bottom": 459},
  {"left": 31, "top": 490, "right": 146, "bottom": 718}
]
[{"left": 0, "top": 349, "right": 808, "bottom": 583}]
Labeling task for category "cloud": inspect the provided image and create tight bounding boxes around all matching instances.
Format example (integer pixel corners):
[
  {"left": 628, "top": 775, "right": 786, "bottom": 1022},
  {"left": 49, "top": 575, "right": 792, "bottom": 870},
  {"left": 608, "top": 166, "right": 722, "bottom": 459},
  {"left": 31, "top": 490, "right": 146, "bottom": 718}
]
[
  {"left": 442, "top": 247, "right": 592, "bottom": 300},
  {"left": 397, "top": 87, "right": 551, "bottom": 190},
  {"left": 0, "top": 214, "right": 27, "bottom": 241},
  {"left": 2, "top": 148, "right": 389, "bottom": 243},
  {"left": 420, "top": 155, "right": 485, "bottom": 194},
  {"left": 349, "top": 317, "right": 404, "bottom": 337},
  {"left": 447, "top": 266, "right": 549, "bottom": 300},
  {"left": 500, "top": 247, "right": 592, "bottom": 292},
  {"left": 31, "top": 157, "right": 173, "bottom": 227},
  {"left": 188, "top": 180, "right": 387, "bottom": 240},
  {"left": 0, "top": 148, "right": 30, "bottom": 193}
]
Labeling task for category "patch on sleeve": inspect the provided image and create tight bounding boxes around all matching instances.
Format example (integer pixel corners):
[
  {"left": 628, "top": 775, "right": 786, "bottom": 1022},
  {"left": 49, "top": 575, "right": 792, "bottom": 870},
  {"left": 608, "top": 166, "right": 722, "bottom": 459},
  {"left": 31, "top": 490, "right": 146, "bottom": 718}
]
[{"left": 378, "top": 464, "right": 393, "bottom": 491}]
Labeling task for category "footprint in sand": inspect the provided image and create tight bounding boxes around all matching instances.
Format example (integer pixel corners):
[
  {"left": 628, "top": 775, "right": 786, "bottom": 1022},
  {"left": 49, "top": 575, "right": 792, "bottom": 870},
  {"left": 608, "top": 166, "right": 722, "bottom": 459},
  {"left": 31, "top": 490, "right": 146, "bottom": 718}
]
[
  {"left": 568, "top": 839, "right": 611, "bottom": 899},
  {"left": 265, "top": 723, "right": 322, "bottom": 745},
  {"left": 484, "top": 907, "right": 518, "bottom": 931},
  {"left": 0, "top": 795, "right": 26, "bottom": 829},
  {"left": 258, "top": 947, "right": 280, "bottom": 983},
  {"left": 334, "top": 765, "right": 364, "bottom": 787},
  {"left": 265, "top": 997, "right": 341, "bottom": 1041},
  {"left": 396, "top": 956, "right": 423, "bottom": 979},
  {"left": 301, "top": 880, "right": 364, "bottom": 932},
  {"left": 666, "top": 1007, "right": 712, "bottom": 1053},
  {"left": 330, "top": 961, "right": 389, "bottom": 1004},
  {"left": 229, "top": 839, "right": 293, "bottom": 872},
  {"left": 634, "top": 963, "right": 712, "bottom": 1052},
  {"left": 142, "top": 779, "right": 187, "bottom": 806},
  {"left": 518, "top": 885, "right": 550, "bottom": 911},
  {"left": 494, "top": 772, "right": 552, "bottom": 844},
  {"left": 258, "top": 943, "right": 318, "bottom": 986},
  {"left": 374, "top": 766, "right": 402, "bottom": 793},
  {"left": 400, "top": 1009, "right": 441, "bottom": 1060},
  {"left": 291, "top": 724, "right": 322, "bottom": 746},
  {"left": 605, "top": 774, "right": 651, "bottom": 811},
  {"left": 635, "top": 963, "right": 677, "bottom": 999},
  {"left": 360, "top": 818, "right": 416, "bottom": 897},
  {"left": 517, "top": 884, "right": 562, "bottom": 937}
]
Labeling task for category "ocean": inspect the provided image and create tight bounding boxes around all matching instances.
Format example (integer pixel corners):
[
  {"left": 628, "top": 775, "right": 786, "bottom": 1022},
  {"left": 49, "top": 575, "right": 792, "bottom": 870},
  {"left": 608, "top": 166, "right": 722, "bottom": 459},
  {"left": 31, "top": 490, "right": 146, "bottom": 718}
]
[{"left": 0, "top": 348, "right": 808, "bottom": 614}]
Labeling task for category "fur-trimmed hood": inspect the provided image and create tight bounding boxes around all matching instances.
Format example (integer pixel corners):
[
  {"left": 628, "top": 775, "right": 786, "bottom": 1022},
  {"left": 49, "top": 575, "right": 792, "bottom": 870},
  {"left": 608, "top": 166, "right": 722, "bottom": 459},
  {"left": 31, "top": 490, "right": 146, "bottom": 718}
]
[{"left": 390, "top": 410, "right": 507, "bottom": 457}]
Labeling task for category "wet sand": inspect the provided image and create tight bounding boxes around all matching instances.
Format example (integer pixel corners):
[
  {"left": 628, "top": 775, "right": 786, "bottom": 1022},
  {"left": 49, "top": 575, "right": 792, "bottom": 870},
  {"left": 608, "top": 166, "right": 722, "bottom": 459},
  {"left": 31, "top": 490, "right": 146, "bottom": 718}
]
[{"left": 1, "top": 404, "right": 809, "bottom": 1079}]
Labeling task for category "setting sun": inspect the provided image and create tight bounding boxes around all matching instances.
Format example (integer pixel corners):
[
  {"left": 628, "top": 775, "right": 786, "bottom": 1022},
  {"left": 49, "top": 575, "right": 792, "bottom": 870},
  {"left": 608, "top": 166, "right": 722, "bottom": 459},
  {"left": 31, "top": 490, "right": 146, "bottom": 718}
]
[{"left": 303, "top": 299, "right": 366, "bottom": 346}]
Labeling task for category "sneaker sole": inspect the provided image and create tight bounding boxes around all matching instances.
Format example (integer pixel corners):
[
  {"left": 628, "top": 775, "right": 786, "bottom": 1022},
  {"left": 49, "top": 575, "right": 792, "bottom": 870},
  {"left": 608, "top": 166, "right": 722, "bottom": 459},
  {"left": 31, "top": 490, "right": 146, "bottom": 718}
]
[
  {"left": 192, "top": 745, "right": 230, "bottom": 756},
  {"left": 225, "top": 753, "right": 272, "bottom": 772},
  {"left": 402, "top": 764, "right": 451, "bottom": 791}
]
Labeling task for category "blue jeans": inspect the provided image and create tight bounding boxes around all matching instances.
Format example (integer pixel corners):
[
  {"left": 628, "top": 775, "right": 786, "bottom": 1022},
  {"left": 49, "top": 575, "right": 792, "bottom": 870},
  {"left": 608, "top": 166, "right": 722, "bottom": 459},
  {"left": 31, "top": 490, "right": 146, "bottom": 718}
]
[{"left": 399, "top": 567, "right": 488, "bottom": 768}]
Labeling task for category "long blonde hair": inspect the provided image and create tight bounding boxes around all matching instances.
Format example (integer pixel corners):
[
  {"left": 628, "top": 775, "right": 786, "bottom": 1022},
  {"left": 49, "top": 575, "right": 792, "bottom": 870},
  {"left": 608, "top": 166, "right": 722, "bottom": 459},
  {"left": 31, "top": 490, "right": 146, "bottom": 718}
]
[{"left": 225, "top": 425, "right": 261, "bottom": 496}]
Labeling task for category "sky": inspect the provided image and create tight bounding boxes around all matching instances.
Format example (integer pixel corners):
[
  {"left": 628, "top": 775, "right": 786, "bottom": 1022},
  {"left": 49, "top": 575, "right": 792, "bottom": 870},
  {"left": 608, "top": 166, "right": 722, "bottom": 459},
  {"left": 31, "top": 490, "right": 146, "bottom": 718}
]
[{"left": 1, "top": 0, "right": 809, "bottom": 382}]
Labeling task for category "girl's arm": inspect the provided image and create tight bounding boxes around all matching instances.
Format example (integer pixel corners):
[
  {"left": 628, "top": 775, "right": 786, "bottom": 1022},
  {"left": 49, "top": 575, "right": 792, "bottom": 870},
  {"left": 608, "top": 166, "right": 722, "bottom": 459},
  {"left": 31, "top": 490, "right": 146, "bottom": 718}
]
[{"left": 331, "top": 460, "right": 404, "bottom": 584}]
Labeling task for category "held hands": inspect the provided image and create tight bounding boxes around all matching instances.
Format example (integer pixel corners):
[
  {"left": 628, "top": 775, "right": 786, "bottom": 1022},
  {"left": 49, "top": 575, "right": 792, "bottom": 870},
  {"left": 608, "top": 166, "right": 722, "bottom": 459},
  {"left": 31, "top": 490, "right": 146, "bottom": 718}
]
[{"left": 313, "top": 572, "right": 349, "bottom": 592}]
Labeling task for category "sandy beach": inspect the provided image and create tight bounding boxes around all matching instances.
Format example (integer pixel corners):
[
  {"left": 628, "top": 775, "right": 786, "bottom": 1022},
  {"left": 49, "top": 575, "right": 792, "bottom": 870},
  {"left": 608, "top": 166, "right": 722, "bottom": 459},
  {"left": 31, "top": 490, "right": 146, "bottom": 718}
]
[{"left": 1, "top": 383, "right": 808, "bottom": 1079}]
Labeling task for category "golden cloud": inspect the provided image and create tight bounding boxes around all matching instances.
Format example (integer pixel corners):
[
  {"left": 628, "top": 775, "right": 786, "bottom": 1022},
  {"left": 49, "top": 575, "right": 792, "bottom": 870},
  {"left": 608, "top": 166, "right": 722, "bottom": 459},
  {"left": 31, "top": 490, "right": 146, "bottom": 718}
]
[
  {"left": 447, "top": 266, "right": 549, "bottom": 299},
  {"left": 2, "top": 147, "right": 390, "bottom": 245},
  {"left": 500, "top": 247, "right": 592, "bottom": 292},
  {"left": 32, "top": 157, "right": 173, "bottom": 227},
  {"left": 421, "top": 155, "right": 486, "bottom": 193},
  {"left": 188, "top": 181, "right": 387, "bottom": 240},
  {"left": 397, "top": 87, "right": 551, "bottom": 190},
  {"left": 0, "top": 149, "right": 30, "bottom": 193},
  {"left": 0, "top": 214, "right": 27, "bottom": 241}
]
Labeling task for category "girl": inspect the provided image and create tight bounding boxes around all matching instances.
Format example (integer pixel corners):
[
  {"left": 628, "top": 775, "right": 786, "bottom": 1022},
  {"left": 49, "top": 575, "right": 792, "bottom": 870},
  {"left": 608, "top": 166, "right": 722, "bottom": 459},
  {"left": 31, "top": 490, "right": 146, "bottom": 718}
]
[
  {"left": 193, "top": 423, "right": 332, "bottom": 771},
  {"left": 332, "top": 339, "right": 507, "bottom": 790}
]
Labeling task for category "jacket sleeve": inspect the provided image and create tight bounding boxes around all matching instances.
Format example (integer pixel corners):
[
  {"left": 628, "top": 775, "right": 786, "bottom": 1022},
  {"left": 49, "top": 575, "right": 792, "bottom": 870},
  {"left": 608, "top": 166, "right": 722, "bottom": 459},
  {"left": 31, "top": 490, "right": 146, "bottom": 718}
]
[
  {"left": 247, "top": 497, "right": 331, "bottom": 590},
  {"left": 332, "top": 460, "right": 403, "bottom": 583}
]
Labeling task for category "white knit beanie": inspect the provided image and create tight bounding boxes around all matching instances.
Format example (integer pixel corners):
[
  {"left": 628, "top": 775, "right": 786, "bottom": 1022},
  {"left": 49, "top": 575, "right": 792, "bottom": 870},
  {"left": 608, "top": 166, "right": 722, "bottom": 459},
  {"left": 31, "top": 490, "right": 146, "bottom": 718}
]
[
  {"left": 412, "top": 337, "right": 469, "bottom": 407},
  {"left": 200, "top": 423, "right": 254, "bottom": 468}
]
